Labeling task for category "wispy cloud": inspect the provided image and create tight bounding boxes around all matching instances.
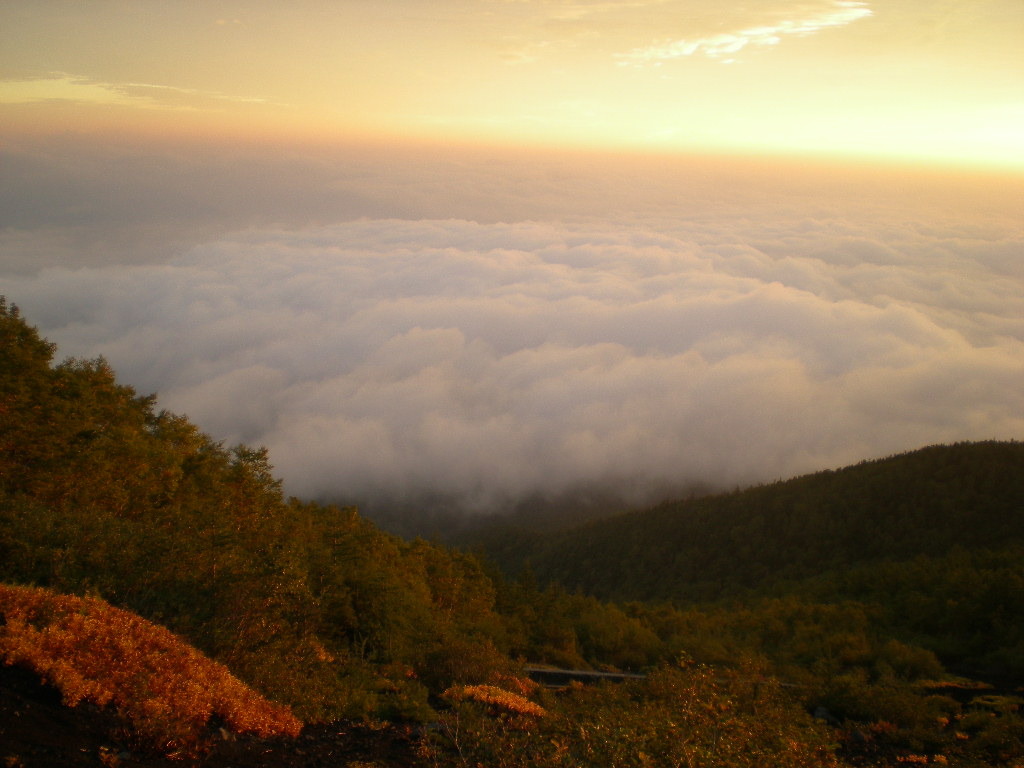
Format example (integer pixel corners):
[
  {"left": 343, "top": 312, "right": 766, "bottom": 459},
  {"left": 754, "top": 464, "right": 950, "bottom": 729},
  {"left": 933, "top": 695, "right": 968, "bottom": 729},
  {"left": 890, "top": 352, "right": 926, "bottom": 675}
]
[
  {"left": 618, "top": 0, "right": 872, "bottom": 64},
  {"left": 0, "top": 72, "right": 269, "bottom": 110}
]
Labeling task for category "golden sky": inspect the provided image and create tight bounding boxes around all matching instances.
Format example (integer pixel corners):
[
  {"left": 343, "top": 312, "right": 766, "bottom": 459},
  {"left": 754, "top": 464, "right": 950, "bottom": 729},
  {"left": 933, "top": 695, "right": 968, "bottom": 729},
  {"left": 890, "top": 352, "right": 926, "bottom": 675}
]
[{"left": 2, "top": 0, "right": 1022, "bottom": 169}]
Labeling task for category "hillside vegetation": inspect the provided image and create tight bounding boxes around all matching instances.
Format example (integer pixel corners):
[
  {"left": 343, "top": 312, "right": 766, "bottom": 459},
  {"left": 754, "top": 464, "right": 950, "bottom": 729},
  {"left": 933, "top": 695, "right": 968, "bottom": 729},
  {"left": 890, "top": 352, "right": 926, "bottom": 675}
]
[
  {"left": 475, "top": 440, "right": 1024, "bottom": 678},
  {"left": 2, "top": 296, "right": 1023, "bottom": 766}
]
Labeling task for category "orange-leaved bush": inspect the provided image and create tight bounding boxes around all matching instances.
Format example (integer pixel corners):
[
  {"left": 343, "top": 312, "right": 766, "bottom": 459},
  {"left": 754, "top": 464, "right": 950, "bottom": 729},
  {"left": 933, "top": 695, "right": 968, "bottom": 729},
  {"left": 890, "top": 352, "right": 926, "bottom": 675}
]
[
  {"left": 0, "top": 583, "right": 301, "bottom": 752},
  {"left": 444, "top": 683, "right": 547, "bottom": 718}
]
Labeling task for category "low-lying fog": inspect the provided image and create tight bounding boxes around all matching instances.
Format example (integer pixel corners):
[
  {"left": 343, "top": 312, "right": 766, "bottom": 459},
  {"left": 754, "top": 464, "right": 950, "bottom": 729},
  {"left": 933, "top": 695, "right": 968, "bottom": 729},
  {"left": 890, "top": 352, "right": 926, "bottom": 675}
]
[{"left": 4, "top": 137, "right": 1022, "bottom": 515}]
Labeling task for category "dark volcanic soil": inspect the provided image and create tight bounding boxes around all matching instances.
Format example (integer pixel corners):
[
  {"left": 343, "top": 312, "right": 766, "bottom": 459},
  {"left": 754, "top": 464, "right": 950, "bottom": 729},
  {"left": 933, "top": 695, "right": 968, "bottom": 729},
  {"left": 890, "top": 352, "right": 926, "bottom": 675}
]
[{"left": 0, "top": 665, "right": 427, "bottom": 768}]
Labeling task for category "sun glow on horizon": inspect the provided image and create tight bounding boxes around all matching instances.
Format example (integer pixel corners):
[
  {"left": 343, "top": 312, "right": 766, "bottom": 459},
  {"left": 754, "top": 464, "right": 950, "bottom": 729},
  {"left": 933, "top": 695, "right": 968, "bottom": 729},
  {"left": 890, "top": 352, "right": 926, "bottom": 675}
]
[{"left": 1, "top": 1, "right": 1022, "bottom": 172}]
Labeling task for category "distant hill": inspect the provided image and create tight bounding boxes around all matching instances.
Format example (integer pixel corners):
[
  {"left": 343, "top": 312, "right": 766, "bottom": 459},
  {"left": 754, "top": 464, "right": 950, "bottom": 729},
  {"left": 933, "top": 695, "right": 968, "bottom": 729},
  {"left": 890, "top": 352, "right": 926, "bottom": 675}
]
[
  {"left": 471, "top": 440, "right": 1024, "bottom": 678},
  {"left": 476, "top": 441, "right": 1024, "bottom": 602}
]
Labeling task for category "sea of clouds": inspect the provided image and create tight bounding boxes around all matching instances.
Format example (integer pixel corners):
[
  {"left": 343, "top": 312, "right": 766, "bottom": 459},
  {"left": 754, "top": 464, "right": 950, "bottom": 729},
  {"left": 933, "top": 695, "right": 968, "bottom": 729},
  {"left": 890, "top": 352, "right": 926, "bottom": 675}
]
[{"left": 3, "top": 139, "right": 1023, "bottom": 513}]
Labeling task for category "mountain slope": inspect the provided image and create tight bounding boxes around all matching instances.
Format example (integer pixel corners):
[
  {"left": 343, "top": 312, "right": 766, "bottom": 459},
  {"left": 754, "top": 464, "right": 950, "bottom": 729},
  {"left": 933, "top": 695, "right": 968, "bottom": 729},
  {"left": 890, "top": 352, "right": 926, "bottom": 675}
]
[
  {"left": 5, "top": 296, "right": 1024, "bottom": 764},
  {"left": 479, "top": 441, "right": 1024, "bottom": 603}
]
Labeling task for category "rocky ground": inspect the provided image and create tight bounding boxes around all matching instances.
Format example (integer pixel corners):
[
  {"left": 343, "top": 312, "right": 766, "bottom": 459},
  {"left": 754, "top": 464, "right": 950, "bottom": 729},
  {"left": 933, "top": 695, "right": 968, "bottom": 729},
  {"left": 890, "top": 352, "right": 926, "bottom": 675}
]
[{"left": 0, "top": 665, "right": 427, "bottom": 768}]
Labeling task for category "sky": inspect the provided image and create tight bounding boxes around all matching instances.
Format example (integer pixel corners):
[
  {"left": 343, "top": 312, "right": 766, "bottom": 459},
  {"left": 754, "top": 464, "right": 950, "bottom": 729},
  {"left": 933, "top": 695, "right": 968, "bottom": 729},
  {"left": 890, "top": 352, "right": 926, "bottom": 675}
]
[
  {"left": 1, "top": 2, "right": 1023, "bottom": 515},
  {"left": 2, "top": 0, "right": 1023, "bottom": 166}
]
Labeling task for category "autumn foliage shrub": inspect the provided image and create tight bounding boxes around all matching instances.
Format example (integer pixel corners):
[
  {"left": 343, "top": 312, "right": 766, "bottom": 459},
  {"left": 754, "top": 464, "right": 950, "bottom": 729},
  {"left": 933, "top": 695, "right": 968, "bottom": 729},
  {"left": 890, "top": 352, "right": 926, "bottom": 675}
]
[
  {"left": 0, "top": 583, "right": 301, "bottom": 754},
  {"left": 427, "top": 664, "right": 841, "bottom": 768},
  {"left": 443, "top": 683, "right": 547, "bottom": 718}
]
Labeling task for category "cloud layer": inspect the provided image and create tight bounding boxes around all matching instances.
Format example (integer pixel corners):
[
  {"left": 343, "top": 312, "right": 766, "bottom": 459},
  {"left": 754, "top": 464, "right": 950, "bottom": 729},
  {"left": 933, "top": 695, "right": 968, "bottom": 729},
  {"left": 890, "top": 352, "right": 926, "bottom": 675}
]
[{"left": 8, "top": 210, "right": 1023, "bottom": 513}]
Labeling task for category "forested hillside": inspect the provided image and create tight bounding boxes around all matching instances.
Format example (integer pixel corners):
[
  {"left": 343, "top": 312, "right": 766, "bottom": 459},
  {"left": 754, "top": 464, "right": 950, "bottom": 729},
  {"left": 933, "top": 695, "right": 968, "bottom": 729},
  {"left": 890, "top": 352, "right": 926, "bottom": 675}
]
[
  {"left": 475, "top": 441, "right": 1024, "bottom": 678},
  {"left": 0, "top": 297, "right": 524, "bottom": 722},
  {"left": 2, "top": 296, "right": 1023, "bottom": 767}
]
